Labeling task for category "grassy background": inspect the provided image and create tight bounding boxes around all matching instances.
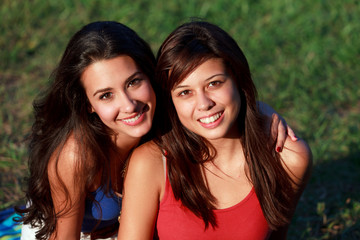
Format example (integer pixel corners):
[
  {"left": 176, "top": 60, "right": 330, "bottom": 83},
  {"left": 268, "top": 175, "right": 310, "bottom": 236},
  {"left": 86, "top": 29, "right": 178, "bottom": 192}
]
[{"left": 1, "top": 0, "right": 359, "bottom": 239}]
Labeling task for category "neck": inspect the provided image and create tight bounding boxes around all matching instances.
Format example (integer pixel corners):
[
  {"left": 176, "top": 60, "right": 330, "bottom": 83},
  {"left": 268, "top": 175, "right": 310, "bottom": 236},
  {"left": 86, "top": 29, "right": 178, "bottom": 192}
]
[
  {"left": 204, "top": 137, "right": 246, "bottom": 180},
  {"left": 113, "top": 135, "right": 141, "bottom": 157},
  {"left": 209, "top": 121, "right": 244, "bottom": 163},
  {"left": 110, "top": 136, "right": 141, "bottom": 194},
  {"left": 212, "top": 137, "right": 243, "bottom": 161}
]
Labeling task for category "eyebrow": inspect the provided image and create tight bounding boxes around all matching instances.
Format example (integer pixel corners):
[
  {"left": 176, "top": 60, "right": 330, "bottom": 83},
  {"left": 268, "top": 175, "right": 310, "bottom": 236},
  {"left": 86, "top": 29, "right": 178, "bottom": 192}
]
[
  {"left": 92, "top": 71, "right": 143, "bottom": 96},
  {"left": 173, "top": 73, "right": 227, "bottom": 90}
]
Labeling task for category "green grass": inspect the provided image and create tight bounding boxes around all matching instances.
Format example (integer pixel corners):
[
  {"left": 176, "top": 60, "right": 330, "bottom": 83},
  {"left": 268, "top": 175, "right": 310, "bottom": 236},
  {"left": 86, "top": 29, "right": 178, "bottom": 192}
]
[{"left": 1, "top": 0, "right": 359, "bottom": 238}]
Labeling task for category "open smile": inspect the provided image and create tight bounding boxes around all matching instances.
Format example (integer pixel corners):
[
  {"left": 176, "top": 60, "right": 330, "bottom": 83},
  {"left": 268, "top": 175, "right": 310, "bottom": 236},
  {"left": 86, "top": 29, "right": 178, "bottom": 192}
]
[
  {"left": 198, "top": 112, "right": 223, "bottom": 124},
  {"left": 197, "top": 111, "right": 224, "bottom": 128},
  {"left": 119, "top": 105, "right": 149, "bottom": 126},
  {"left": 122, "top": 112, "right": 142, "bottom": 123}
]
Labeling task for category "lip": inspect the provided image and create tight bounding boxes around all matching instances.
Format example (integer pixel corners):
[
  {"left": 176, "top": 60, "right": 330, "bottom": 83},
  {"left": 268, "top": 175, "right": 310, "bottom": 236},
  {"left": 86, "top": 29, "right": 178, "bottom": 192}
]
[
  {"left": 197, "top": 111, "right": 224, "bottom": 128},
  {"left": 119, "top": 106, "right": 148, "bottom": 126}
]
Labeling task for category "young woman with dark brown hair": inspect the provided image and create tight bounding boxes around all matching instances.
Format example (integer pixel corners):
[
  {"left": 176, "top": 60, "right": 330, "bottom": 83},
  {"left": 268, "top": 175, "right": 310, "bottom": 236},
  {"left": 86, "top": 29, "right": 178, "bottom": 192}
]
[
  {"left": 17, "top": 21, "right": 157, "bottom": 240},
  {"left": 118, "top": 21, "right": 312, "bottom": 240}
]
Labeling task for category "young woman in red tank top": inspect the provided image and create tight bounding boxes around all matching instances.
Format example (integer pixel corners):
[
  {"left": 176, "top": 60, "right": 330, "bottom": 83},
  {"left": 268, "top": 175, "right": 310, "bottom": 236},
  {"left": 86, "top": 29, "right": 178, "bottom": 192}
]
[{"left": 118, "top": 21, "right": 312, "bottom": 240}]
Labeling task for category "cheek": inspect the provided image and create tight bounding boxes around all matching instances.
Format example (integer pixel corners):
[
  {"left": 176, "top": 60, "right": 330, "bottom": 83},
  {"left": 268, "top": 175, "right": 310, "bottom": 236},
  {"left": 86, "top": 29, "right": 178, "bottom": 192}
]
[
  {"left": 172, "top": 100, "right": 194, "bottom": 125},
  {"left": 93, "top": 104, "right": 117, "bottom": 122},
  {"left": 219, "top": 84, "right": 241, "bottom": 107},
  {"left": 228, "top": 89, "right": 241, "bottom": 116},
  {"left": 138, "top": 84, "right": 156, "bottom": 104},
  {"left": 171, "top": 98, "right": 183, "bottom": 118}
]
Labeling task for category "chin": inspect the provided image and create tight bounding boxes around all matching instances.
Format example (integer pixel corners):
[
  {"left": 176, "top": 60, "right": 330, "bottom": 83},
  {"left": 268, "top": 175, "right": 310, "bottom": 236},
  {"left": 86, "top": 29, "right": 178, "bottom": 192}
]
[
  {"left": 133, "top": 126, "right": 152, "bottom": 138},
  {"left": 198, "top": 132, "right": 226, "bottom": 140}
]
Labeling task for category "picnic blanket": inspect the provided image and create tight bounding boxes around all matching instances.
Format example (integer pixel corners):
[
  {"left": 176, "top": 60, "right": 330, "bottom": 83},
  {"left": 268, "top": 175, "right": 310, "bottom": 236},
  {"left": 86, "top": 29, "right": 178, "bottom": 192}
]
[{"left": 0, "top": 207, "right": 21, "bottom": 240}]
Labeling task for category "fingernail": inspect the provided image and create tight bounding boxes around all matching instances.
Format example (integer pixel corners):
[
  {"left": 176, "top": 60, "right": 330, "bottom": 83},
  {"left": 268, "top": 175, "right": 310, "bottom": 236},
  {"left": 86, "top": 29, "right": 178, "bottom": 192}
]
[{"left": 276, "top": 147, "right": 282, "bottom": 152}]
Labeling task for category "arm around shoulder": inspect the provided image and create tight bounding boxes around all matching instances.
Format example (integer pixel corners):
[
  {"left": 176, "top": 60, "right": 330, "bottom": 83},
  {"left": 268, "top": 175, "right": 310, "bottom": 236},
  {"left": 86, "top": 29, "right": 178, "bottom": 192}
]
[{"left": 118, "top": 142, "right": 164, "bottom": 240}]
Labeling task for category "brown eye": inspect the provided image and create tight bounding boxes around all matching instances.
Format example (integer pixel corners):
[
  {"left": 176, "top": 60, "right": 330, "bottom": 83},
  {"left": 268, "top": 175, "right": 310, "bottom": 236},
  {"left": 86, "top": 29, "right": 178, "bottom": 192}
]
[
  {"left": 127, "top": 78, "right": 142, "bottom": 88},
  {"left": 208, "top": 81, "right": 222, "bottom": 87},
  {"left": 100, "top": 92, "right": 113, "bottom": 100},
  {"left": 179, "top": 90, "right": 191, "bottom": 96}
]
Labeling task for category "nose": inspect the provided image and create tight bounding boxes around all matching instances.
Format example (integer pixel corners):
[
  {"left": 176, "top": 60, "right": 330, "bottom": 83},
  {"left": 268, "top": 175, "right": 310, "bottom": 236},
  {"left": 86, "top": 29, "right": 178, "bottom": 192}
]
[
  {"left": 197, "top": 92, "right": 215, "bottom": 111},
  {"left": 118, "top": 92, "right": 137, "bottom": 113}
]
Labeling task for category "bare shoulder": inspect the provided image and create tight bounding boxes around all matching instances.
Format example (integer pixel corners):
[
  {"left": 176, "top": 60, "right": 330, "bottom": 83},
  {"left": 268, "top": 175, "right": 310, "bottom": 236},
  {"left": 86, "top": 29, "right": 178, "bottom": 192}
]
[
  {"left": 280, "top": 136, "right": 313, "bottom": 186},
  {"left": 47, "top": 135, "right": 86, "bottom": 237},
  {"left": 123, "top": 141, "right": 165, "bottom": 201},
  {"left": 118, "top": 142, "right": 163, "bottom": 238},
  {"left": 132, "top": 141, "right": 163, "bottom": 160},
  {"left": 48, "top": 133, "right": 80, "bottom": 184},
  {"left": 124, "top": 141, "right": 164, "bottom": 191},
  {"left": 128, "top": 141, "right": 163, "bottom": 172}
]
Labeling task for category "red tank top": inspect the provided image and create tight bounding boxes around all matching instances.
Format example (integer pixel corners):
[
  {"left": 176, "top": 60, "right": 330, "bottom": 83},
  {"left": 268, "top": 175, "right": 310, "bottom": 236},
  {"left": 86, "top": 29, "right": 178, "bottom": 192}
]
[{"left": 156, "top": 173, "right": 271, "bottom": 240}]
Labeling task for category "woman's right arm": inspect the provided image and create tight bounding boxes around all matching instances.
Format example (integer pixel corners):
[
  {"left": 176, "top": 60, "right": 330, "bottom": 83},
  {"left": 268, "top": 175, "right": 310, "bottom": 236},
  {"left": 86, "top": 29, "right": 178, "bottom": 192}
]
[
  {"left": 118, "top": 142, "right": 164, "bottom": 240},
  {"left": 47, "top": 135, "right": 86, "bottom": 240}
]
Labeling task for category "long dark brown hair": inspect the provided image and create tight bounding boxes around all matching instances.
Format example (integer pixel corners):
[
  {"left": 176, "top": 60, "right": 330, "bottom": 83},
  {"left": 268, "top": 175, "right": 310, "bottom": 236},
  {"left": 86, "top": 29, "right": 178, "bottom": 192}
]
[
  {"left": 154, "top": 21, "right": 295, "bottom": 230},
  {"left": 16, "top": 21, "right": 156, "bottom": 239}
]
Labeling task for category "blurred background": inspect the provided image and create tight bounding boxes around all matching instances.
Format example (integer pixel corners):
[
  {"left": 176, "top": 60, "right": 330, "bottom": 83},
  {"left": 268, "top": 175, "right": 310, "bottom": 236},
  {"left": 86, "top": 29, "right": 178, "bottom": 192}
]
[{"left": 0, "top": 0, "right": 359, "bottom": 239}]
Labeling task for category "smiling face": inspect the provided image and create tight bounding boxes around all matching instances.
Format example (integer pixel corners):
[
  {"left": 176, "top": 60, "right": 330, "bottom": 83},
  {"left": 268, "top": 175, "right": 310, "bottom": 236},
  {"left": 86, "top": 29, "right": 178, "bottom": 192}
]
[
  {"left": 81, "top": 55, "right": 156, "bottom": 142},
  {"left": 171, "top": 58, "right": 241, "bottom": 141}
]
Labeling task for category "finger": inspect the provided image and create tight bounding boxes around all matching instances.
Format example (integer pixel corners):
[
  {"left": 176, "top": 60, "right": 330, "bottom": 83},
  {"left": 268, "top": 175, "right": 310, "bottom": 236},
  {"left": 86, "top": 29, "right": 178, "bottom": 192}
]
[
  {"left": 287, "top": 125, "right": 298, "bottom": 141},
  {"left": 270, "top": 113, "right": 280, "bottom": 140},
  {"left": 275, "top": 119, "right": 286, "bottom": 152}
]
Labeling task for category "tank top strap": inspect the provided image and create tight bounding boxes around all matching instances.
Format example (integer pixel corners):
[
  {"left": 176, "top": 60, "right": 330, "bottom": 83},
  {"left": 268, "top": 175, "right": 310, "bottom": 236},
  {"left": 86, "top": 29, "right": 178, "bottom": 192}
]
[{"left": 162, "top": 153, "right": 167, "bottom": 179}]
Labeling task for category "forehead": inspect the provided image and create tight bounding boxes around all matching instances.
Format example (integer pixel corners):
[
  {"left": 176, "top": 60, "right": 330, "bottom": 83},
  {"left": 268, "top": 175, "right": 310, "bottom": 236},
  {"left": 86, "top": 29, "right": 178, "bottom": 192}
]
[
  {"left": 175, "top": 58, "right": 226, "bottom": 86},
  {"left": 82, "top": 55, "right": 138, "bottom": 78},
  {"left": 81, "top": 56, "right": 139, "bottom": 89}
]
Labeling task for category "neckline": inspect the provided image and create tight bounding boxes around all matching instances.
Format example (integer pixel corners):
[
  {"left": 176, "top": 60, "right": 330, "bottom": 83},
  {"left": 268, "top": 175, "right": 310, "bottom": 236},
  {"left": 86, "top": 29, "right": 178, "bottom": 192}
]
[
  {"left": 161, "top": 154, "right": 255, "bottom": 212},
  {"left": 213, "top": 187, "right": 255, "bottom": 213}
]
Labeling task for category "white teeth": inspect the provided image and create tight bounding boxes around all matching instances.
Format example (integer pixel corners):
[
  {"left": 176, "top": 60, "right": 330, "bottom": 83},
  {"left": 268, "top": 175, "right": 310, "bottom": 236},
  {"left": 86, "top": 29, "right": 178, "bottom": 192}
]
[
  {"left": 199, "top": 112, "right": 222, "bottom": 124},
  {"left": 122, "top": 113, "right": 141, "bottom": 123}
]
